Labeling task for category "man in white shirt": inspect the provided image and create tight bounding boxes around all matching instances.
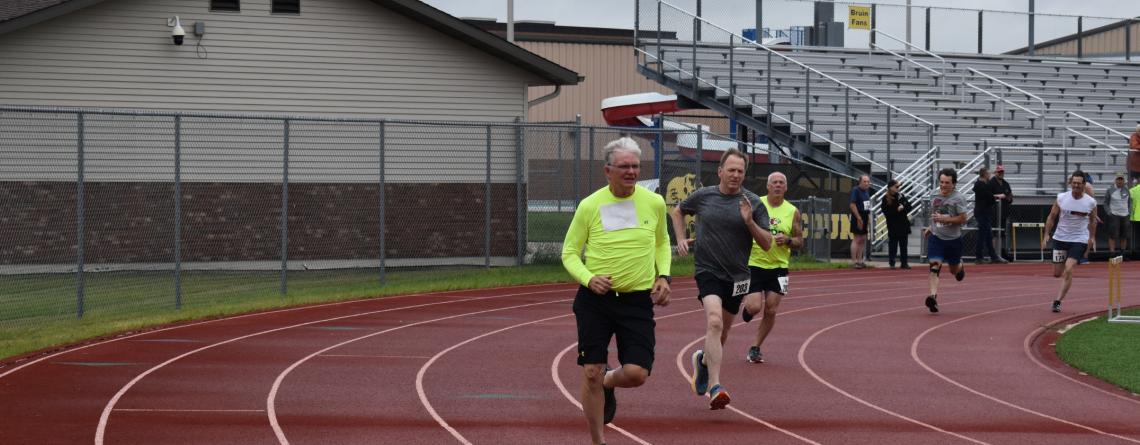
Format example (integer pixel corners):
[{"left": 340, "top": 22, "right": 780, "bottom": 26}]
[{"left": 1042, "top": 170, "right": 1098, "bottom": 313}]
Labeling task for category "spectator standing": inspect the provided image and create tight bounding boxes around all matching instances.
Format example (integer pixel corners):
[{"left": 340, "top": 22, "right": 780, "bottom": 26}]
[{"left": 881, "top": 179, "right": 913, "bottom": 269}]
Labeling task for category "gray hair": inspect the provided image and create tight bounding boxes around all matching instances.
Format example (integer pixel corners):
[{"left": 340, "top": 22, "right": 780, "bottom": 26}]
[{"left": 603, "top": 137, "right": 642, "bottom": 165}]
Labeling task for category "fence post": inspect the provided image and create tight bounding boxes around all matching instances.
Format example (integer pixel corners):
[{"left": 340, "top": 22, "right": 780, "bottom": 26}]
[
  {"left": 516, "top": 118, "right": 525, "bottom": 266},
  {"left": 574, "top": 114, "right": 582, "bottom": 206},
  {"left": 76, "top": 112, "right": 85, "bottom": 319},
  {"left": 174, "top": 115, "right": 182, "bottom": 309},
  {"left": 280, "top": 118, "right": 290, "bottom": 297},
  {"left": 886, "top": 109, "right": 891, "bottom": 181},
  {"left": 379, "top": 120, "right": 387, "bottom": 283},
  {"left": 697, "top": 125, "right": 703, "bottom": 184},
  {"left": 656, "top": 113, "right": 664, "bottom": 180},
  {"left": 845, "top": 88, "right": 851, "bottom": 166},
  {"left": 486, "top": 124, "right": 493, "bottom": 269}
]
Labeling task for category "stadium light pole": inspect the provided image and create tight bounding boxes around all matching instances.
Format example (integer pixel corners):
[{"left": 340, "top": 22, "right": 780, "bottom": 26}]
[
  {"left": 507, "top": 0, "right": 514, "bottom": 42},
  {"left": 1027, "top": 0, "right": 1035, "bottom": 56}
]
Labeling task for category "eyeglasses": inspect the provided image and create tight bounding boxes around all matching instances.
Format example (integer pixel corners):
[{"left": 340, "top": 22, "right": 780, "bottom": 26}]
[{"left": 608, "top": 163, "right": 640, "bottom": 171}]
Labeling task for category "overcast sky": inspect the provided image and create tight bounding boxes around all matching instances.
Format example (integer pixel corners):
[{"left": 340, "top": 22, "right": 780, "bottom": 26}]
[{"left": 424, "top": 0, "right": 1140, "bottom": 54}]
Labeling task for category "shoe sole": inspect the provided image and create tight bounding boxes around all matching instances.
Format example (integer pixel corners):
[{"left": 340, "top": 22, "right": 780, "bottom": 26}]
[
  {"left": 690, "top": 351, "right": 707, "bottom": 396},
  {"left": 709, "top": 390, "right": 731, "bottom": 410}
]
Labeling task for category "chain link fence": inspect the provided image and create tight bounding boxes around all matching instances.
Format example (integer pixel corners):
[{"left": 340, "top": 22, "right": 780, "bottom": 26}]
[{"left": 2, "top": 106, "right": 851, "bottom": 327}]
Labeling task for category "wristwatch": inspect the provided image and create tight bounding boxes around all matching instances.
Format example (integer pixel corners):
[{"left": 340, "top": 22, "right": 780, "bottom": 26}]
[{"left": 658, "top": 275, "right": 672, "bottom": 284}]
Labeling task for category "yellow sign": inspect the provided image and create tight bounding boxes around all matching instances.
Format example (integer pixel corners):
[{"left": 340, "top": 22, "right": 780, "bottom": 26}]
[{"left": 848, "top": 5, "right": 871, "bottom": 30}]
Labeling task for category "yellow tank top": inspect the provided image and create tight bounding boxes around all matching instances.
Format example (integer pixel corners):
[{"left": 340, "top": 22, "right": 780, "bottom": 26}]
[{"left": 749, "top": 196, "right": 797, "bottom": 269}]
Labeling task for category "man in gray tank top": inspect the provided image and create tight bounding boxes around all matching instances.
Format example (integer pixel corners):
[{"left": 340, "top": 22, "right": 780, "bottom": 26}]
[{"left": 923, "top": 168, "right": 969, "bottom": 313}]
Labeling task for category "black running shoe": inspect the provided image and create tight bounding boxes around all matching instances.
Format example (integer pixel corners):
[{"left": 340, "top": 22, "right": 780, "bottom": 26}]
[
  {"left": 1051, "top": 300, "right": 1061, "bottom": 313},
  {"left": 925, "top": 295, "right": 939, "bottom": 313},
  {"left": 955, "top": 268, "right": 965, "bottom": 281},
  {"left": 746, "top": 346, "right": 764, "bottom": 364},
  {"left": 603, "top": 368, "right": 617, "bottom": 424}
]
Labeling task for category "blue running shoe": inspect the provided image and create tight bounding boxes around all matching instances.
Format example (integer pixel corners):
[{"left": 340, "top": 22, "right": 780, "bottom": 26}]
[
  {"left": 708, "top": 384, "right": 731, "bottom": 410},
  {"left": 690, "top": 350, "right": 709, "bottom": 396}
]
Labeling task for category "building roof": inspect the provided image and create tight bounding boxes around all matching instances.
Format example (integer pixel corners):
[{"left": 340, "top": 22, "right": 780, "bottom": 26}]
[
  {"left": 0, "top": 0, "right": 581, "bottom": 86},
  {"left": 464, "top": 19, "right": 676, "bottom": 45}
]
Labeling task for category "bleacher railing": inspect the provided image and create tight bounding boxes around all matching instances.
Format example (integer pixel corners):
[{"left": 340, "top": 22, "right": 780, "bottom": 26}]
[
  {"left": 961, "top": 68, "right": 1047, "bottom": 139},
  {"left": 636, "top": 0, "right": 935, "bottom": 177},
  {"left": 869, "top": 29, "right": 947, "bottom": 94},
  {"left": 868, "top": 145, "right": 939, "bottom": 251}
]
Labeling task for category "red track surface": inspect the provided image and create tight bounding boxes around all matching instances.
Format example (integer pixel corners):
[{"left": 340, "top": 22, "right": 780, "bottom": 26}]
[{"left": 3, "top": 263, "right": 1139, "bottom": 444}]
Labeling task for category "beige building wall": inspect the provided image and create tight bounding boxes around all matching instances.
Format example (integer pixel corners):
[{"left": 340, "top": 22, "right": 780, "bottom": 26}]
[
  {"left": 520, "top": 41, "right": 728, "bottom": 133},
  {"left": 1033, "top": 23, "right": 1140, "bottom": 58}
]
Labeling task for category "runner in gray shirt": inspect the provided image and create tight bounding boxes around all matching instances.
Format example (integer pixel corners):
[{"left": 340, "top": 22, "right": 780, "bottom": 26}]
[
  {"left": 671, "top": 148, "right": 772, "bottom": 410},
  {"left": 922, "top": 168, "right": 969, "bottom": 313}
]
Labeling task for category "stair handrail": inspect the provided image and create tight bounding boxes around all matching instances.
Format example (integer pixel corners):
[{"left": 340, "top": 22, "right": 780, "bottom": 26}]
[
  {"left": 1065, "top": 111, "right": 1129, "bottom": 140},
  {"left": 869, "top": 28, "right": 947, "bottom": 94},
  {"left": 869, "top": 145, "right": 939, "bottom": 250},
  {"left": 647, "top": 1, "right": 936, "bottom": 130},
  {"left": 634, "top": 47, "right": 892, "bottom": 173},
  {"left": 963, "top": 83, "right": 1042, "bottom": 120},
  {"left": 962, "top": 67, "right": 1046, "bottom": 139}
]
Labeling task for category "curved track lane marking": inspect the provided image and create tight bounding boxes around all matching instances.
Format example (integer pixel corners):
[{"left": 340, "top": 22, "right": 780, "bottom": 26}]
[
  {"left": 0, "top": 282, "right": 563, "bottom": 381},
  {"left": 911, "top": 296, "right": 1140, "bottom": 444},
  {"left": 267, "top": 298, "right": 572, "bottom": 444},
  {"left": 553, "top": 343, "right": 654, "bottom": 445},
  {"left": 1022, "top": 320, "right": 1140, "bottom": 405},
  {"left": 795, "top": 290, "right": 1053, "bottom": 445},
  {"left": 94, "top": 286, "right": 573, "bottom": 445}
]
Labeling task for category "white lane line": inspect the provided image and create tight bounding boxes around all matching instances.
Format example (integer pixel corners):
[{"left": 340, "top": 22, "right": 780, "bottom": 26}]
[
  {"left": 267, "top": 298, "right": 570, "bottom": 445},
  {"left": 318, "top": 354, "right": 432, "bottom": 359},
  {"left": 552, "top": 343, "right": 654, "bottom": 445},
  {"left": 114, "top": 409, "right": 265, "bottom": 413},
  {"left": 94, "top": 286, "right": 571, "bottom": 445},
  {"left": 1023, "top": 319, "right": 1140, "bottom": 405},
  {"left": 912, "top": 296, "right": 1140, "bottom": 444},
  {"left": 796, "top": 290, "right": 1049, "bottom": 445},
  {"left": 1, "top": 282, "right": 569, "bottom": 381}
]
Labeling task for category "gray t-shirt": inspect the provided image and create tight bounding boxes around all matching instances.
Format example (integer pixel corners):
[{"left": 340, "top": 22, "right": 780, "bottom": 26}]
[
  {"left": 929, "top": 190, "right": 968, "bottom": 240},
  {"left": 679, "top": 186, "right": 770, "bottom": 282}
]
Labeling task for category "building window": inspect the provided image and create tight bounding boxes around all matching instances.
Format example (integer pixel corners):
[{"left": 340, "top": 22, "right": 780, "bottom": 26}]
[
  {"left": 272, "top": 0, "right": 299, "bottom": 14},
  {"left": 210, "top": 0, "right": 239, "bottom": 12}
]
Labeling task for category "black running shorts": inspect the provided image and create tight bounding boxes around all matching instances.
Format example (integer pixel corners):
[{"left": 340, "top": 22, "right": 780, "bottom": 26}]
[
  {"left": 749, "top": 266, "right": 789, "bottom": 295},
  {"left": 695, "top": 272, "right": 745, "bottom": 315},
  {"left": 572, "top": 285, "right": 655, "bottom": 372},
  {"left": 1051, "top": 240, "right": 1088, "bottom": 264}
]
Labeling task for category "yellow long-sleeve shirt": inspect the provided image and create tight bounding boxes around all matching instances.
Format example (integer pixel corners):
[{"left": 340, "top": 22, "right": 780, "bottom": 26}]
[{"left": 561, "top": 185, "right": 671, "bottom": 292}]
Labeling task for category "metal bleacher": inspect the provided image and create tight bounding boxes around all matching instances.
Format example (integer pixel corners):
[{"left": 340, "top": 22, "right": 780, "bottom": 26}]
[{"left": 636, "top": 1, "right": 1134, "bottom": 203}]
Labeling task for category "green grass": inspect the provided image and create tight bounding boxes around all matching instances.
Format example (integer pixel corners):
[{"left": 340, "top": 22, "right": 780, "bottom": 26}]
[
  {"left": 527, "top": 212, "right": 574, "bottom": 242},
  {"left": 1055, "top": 311, "right": 1140, "bottom": 394},
  {"left": 0, "top": 255, "right": 838, "bottom": 361}
]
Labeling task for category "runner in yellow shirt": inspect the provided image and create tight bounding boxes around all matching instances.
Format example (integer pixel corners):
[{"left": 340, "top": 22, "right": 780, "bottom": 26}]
[
  {"left": 562, "top": 137, "right": 671, "bottom": 445},
  {"left": 742, "top": 172, "right": 803, "bottom": 364}
]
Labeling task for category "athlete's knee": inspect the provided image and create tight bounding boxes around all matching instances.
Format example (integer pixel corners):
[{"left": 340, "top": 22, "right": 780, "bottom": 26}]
[
  {"left": 583, "top": 364, "right": 606, "bottom": 384},
  {"left": 706, "top": 313, "right": 725, "bottom": 332},
  {"left": 622, "top": 365, "right": 649, "bottom": 387},
  {"left": 929, "top": 263, "right": 942, "bottom": 276}
]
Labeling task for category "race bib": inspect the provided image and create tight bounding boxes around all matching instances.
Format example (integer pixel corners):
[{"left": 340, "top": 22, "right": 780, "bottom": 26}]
[
  {"left": 777, "top": 276, "right": 790, "bottom": 294},
  {"left": 600, "top": 201, "right": 637, "bottom": 232},
  {"left": 1052, "top": 249, "right": 1067, "bottom": 264},
  {"left": 732, "top": 279, "right": 750, "bottom": 297},
  {"left": 863, "top": 200, "right": 871, "bottom": 212}
]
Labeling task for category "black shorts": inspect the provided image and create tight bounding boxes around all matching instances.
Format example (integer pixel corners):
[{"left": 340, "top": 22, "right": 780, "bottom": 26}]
[
  {"left": 851, "top": 212, "right": 870, "bottom": 235},
  {"left": 1106, "top": 215, "right": 1129, "bottom": 239},
  {"left": 749, "top": 267, "right": 789, "bottom": 295},
  {"left": 572, "top": 286, "right": 655, "bottom": 371},
  {"left": 695, "top": 272, "right": 748, "bottom": 315},
  {"left": 1051, "top": 240, "right": 1088, "bottom": 264}
]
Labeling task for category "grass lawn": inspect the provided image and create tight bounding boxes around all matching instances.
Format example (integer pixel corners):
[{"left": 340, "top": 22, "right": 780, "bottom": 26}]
[
  {"left": 527, "top": 211, "right": 575, "bottom": 242},
  {"left": 1055, "top": 311, "right": 1140, "bottom": 394}
]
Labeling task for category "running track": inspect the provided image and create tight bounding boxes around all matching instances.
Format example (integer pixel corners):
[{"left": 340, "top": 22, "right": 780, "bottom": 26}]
[{"left": 2, "top": 263, "right": 1138, "bottom": 444}]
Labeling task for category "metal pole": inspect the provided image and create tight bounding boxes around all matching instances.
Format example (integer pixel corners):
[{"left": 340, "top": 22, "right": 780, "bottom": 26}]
[
  {"left": 845, "top": 87, "right": 851, "bottom": 166},
  {"left": 756, "top": 0, "right": 763, "bottom": 42},
  {"left": 886, "top": 109, "right": 891, "bottom": 181},
  {"left": 1127, "top": 19, "right": 1133, "bottom": 62},
  {"left": 574, "top": 115, "right": 582, "bottom": 206},
  {"left": 696, "top": 0, "right": 702, "bottom": 40},
  {"left": 174, "top": 115, "right": 182, "bottom": 309},
  {"left": 906, "top": 0, "right": 912, "bottom": 43},
  {"left": 516, "top": 118, "right": 525, "bottom": 266},
  {"left": 1036, "top": 144, "right": 1044, "bottom": 190},
  {"left": 1077, "top": 16, "right": 1083, "bottom": 59},
  {"left": 657, "top": 1, "right": 663, "bottom": 75},
  {"left": 805, "top": 70, "right": 811, "bottom": 135},
  {"left": 870, "top": 4, "right": 877, "bottom": 45},
  {"left": 924, "top": 8, "right": 931, "bottom": 52},
  {"left": 766, "top": 50, "right": 772, "bottom": 116},
  {"left": 280, "top": 119, "right": 290, "bottom": 297},
  {"left": 978, "top": 11, "right": 983, "bottom": 54},
  {"left": 588, "top": 127, "right": 595, "bottom": 193},
  {"left": 486, "top": 125, "right": 493, "bottom": 269},
  {"left": 379, "top": 120, "right": 387, "bottom": 283},
  {"left": 507, "top": 0, "right": 514, "bottom": 42},
  {"left": 1028, "top": 0, "right": 1035, "bottom": 56},
  {"left": 697, "top": 125, "right": 703, "bottom": 183},
  {"left": 729, "top": 34, "right": 736, "bottom": 123},
  {"left": 76, "top": 112, "right": 85, "bottom": 319},
  {"left": 655, "top": 113, "right": 664, "bottom": 179},
  {"left": 692, "top": 17, "right": 699, "bottom": 92}
]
